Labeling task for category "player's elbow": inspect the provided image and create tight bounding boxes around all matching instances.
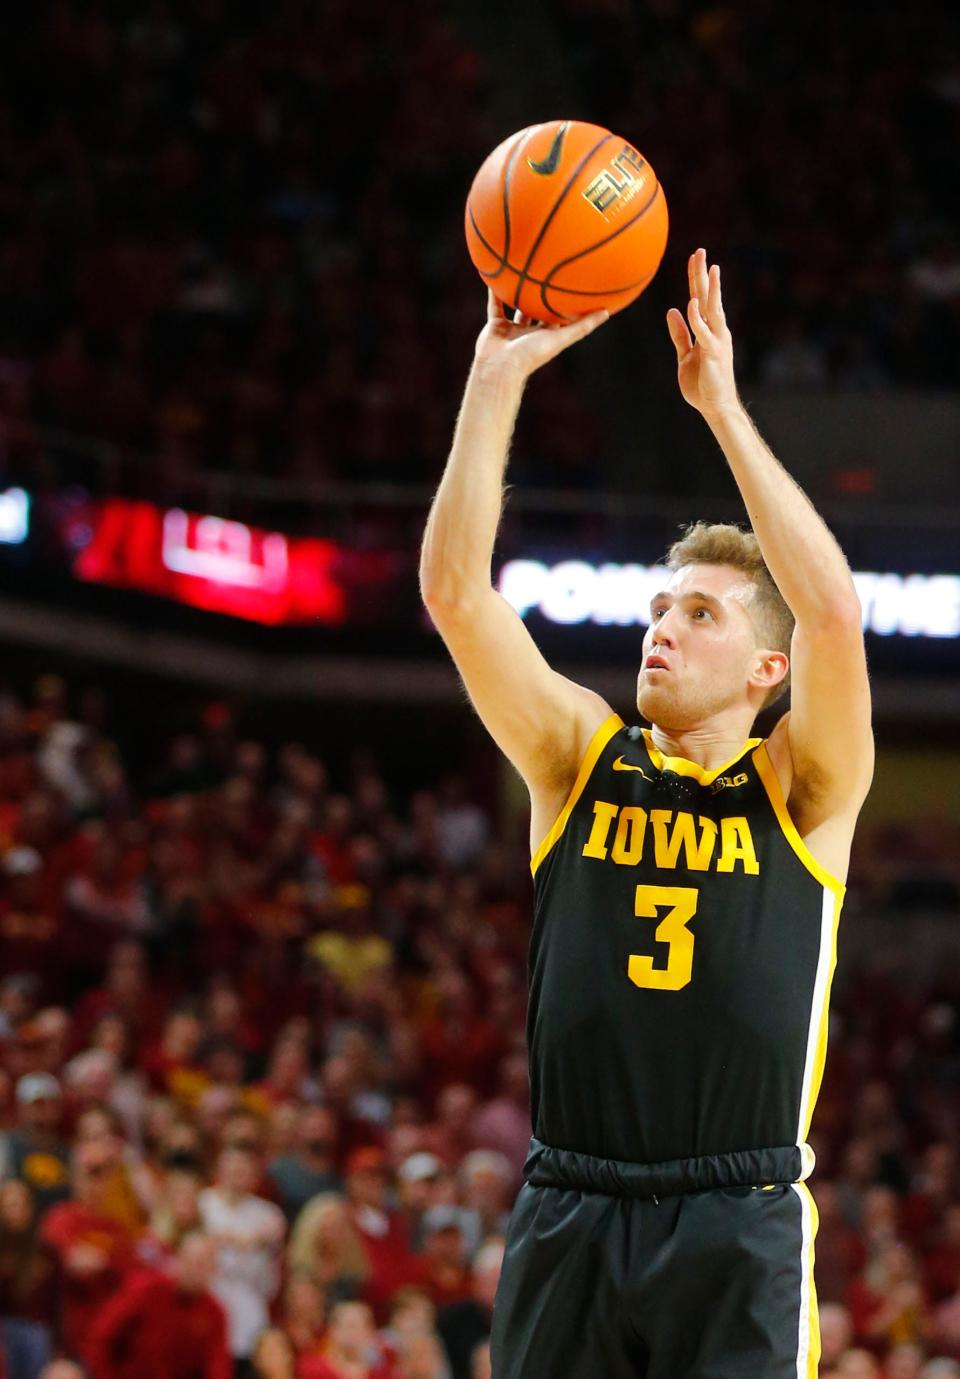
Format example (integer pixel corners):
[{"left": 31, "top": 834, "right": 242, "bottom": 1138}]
[
  {"left": 799, "top": 593, "right": 863, "bottom": 643},
  {"left": 420, "top": 579, "right": 480, "bottom": 625}
]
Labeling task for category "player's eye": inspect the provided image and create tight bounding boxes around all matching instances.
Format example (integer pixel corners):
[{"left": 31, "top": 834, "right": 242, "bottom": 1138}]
[
  {"left": 651, "top": 606, "right": 666, "bottom": 620},
  {"left": 692, "top": 607, "right": 713, "bottom": 620}
]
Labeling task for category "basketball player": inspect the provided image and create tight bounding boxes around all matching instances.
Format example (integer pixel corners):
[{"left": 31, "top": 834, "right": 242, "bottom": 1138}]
[{"left": 419, "top": 248, "right": 873, "bottom": 1378}]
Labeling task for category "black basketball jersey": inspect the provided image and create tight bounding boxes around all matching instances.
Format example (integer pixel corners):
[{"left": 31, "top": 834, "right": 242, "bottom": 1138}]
[{"left": 527, "top": 713, "right": 844, "bottom": 1168}]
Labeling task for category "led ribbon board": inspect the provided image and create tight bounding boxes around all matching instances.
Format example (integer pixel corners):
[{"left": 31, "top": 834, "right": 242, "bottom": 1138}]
[
  {"left": 72, "top": 499, "right": 347, "bottom": 626},
  {"left": 498, "top": 560, "right": 960, "bottom": 639}
]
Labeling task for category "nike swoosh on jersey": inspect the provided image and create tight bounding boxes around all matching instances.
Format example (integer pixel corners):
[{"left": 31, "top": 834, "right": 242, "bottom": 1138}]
[
  {"left": 527, "top": 122, "right": 569, "bottom": 176},
  {"left": 612, "top": 756, "right": 653, "bottom": 778}
]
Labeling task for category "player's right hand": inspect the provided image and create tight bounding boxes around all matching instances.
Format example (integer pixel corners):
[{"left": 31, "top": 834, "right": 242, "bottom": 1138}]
[{"left": 475, "top": 289, "right": 608, "bottom": 381}]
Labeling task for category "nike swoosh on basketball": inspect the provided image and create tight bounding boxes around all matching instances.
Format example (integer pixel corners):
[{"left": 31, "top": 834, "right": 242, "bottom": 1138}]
[
  {"left": 612, "top": 756, "right": 653, "bottom": 779},
  {"left": 527, "top": 122, "right": 569, "bottom": 176}
]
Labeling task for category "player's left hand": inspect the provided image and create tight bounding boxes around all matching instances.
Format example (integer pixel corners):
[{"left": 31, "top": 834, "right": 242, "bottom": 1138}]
[{"left": 667, "top": 248, "right": 740, "bottom": 419}]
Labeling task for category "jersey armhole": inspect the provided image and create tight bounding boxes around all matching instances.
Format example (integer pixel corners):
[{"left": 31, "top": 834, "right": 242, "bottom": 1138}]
[
  {"left": 752, "top": 743, "right": 846, "bottom": 901},
  {"left": 530, "top": 713, "right": 624, "bottom": 878}
]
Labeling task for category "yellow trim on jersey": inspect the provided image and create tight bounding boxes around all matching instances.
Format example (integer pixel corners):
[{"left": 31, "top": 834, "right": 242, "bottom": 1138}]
[
  {"left": 800, "top": 889, "right": 841, "bottom": 1141},
  {"left": 530, "top": 713, "right": 625, "bottom": 877},
  {"left": 752, "top": 744, "right": 846, "bottom": 902},
  {"left": 794, "top": 1181, "right": 821, "bottom": 1379},
  {"left": 640, "top": 729, "right": 763, "bottom": 785}
]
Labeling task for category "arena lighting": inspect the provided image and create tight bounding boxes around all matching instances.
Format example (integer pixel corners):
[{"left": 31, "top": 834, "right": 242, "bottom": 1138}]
[
  {"left": 72, "top": 498, "right": 347, "bottom": 625},
  {"left": 498, "top": 560, "right": 960, "bottom": 639},
  {"left": 0, "top": 487, "right": 29, "bottom": 545}
]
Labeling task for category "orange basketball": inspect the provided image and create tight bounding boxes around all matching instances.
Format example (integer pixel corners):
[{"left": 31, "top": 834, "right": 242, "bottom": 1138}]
[{"left": 465, "top": 119, "right": 668, "bottom": 323}]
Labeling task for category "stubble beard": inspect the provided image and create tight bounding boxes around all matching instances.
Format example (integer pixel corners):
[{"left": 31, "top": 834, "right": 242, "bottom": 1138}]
[{"left": 637, "top": 675, "right": 737, "bottom": 732}]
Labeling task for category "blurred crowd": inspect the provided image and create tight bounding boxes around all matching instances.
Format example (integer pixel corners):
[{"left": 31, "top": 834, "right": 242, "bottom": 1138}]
[
  {"left": 1, "top": 2, "right": 959, "bottom": 509},
  {"left": 0, "top": 670, "right": 957, "bottom": 1379},
  {"left": 0, "top": 0, "right": 604, "bottom": 503},
  {"left": 560, "top": 0, "right": 960, "bottom": 391}
]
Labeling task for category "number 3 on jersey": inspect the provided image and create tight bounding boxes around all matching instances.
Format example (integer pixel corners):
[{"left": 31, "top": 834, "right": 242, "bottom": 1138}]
[{"left": 628, "top": 885, "right": 698, "bottom": 991}]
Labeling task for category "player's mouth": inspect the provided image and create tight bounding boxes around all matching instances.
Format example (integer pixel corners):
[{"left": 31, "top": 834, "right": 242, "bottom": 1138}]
[{"left": 643, "top": 654, "right": 670, "bottom": 672}]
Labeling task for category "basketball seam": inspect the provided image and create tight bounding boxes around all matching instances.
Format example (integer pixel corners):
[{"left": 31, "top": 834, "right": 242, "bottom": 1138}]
[
  {"left": 497, "top": 127, "right": 537, "bottom": 281},
  {"left": 540, "top": 180, "right": 663, "bottom": 317},
  {"left": 473, "top": 126, "right": 540, "bottom": 282},
  {"left": 467, "top": 210, "right": 654, "bottom": 297},
  {"left": 511, "top": 132, "right": 614, "bottom": 310}
]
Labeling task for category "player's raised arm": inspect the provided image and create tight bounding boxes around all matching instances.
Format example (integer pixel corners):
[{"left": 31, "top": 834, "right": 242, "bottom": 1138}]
[
  {"left": 420, "top": 293, "right": 612, "bottom": 801},
  {"left": 666, "top": 249, "right": 873, "bottom": 831}
]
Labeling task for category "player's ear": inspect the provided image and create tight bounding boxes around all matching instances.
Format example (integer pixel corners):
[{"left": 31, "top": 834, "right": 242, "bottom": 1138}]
[{"left": 749, "top": 649, "right": 789, "bottom": 693}]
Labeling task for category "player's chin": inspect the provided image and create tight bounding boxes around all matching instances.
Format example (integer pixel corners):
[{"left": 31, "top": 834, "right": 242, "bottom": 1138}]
[{"left": 637, "top": 682, "right": 675, "bottom": 724}]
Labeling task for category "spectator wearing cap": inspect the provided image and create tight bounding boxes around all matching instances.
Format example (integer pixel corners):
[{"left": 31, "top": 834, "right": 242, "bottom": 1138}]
[
  {"left": 299, "top": 1300, "right": 394, "bottom": 1379},
  {"left": 268, "top": 1105, "right": 342, "bottom": 1223},
  {"left": 396, "top": 1154, "right": 444, "bottom": 1251},
  {"left": 0, "top": 1178, "right": 57, "bottom": 1379},
  {"left": 198, "top": 1146, "right": 286, "bottom": 1367},
  {"left": 343, "top": 1148, "right": 422, "bottom": 1324},
  {"left": 40, "top": 1140, "right": 137, "bottom": 1365},
  {"left": 416, "top": 1208, "right": 471, "bottom": 1311},
  {"left": 0, "top": 1075, "right": 70, "bottom": 1210},
  {"left": 86, "top": 1231, "right": 230, "bottom": 1379},
  {"left": 288, "top": 1193, "right": 368, "bottom": 1305},
  {"left": 436, "top": 1239, "right": 503, "bottom": 1379}
]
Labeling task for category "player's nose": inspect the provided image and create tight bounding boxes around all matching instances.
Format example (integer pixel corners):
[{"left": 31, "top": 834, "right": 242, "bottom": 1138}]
[{"left": 651, "top": 612, "right": 679, "bottom": 647}]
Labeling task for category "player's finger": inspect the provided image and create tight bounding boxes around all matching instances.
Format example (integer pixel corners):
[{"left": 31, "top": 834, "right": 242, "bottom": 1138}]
[
  {"left": 515, "top": 311, "right": 536, "bottom": 329},
  {"left": 487, "top": 289, "right": 506, "bottom": 322},
  {"left": 666, "top": 307, "right": 693, "bottom": 359},
  {"left": 694, "top": 248, "right": 710, "bottom": 306},
  {"left": 687, "top": 296, "right": 713, "bottom": 344},
  {"left": 707, "top": 263, "right": 725, "bottom": 329},
  {"left": 687, "top": 252, "right": 698, "bottom": 307},
  {"left": 534, "top": 309, "right": 609, "bottom": 358}
]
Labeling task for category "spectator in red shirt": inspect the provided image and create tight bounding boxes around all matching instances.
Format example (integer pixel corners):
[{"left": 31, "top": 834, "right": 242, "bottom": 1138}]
[
  {"left": 300, "top": 1301, "right": 395, "bottom": 1379},
  {"left": 417, "top": 974, "right": 504, "bottom": 1106},
  {"left": 281, "top": 1272, "right": 327, "bottom": 1359},
  {"left": 846, "top": 1241, "right": 931, "bottom": 1349},
  {"left": 40, "top": 1139, "right": 136, "bottom": 1364},
  {"left": 86, "top": 1231, "right": 230, "bottom": 1379},
  {"left": 415, "top": 1208, "right": 471, "bottom": 1311},
  {"left": 343, "top": 1149, "right": 421, "bottom": 1324},
  {"left": 141, "top": 1010, "right": 207, "bottom": 1106}
]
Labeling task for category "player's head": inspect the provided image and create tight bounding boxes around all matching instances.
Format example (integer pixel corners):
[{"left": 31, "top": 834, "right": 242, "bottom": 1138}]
[{"left": 637, "top": 523, "right": 792, "bottom": 731}]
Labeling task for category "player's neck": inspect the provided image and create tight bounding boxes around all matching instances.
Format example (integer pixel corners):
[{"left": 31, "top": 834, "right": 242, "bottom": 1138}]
[{"left": 647, "top": 715, "right": 757, "bottom": 771}]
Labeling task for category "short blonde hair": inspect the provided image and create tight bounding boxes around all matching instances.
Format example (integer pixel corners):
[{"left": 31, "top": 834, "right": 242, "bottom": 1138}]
[{"left": 666, "top": 522, "right": 793, "bottom": 707}]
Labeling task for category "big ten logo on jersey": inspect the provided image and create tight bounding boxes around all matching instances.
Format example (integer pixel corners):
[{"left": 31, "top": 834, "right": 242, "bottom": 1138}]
[
  {"left": 582, "top": 145, "right": 646, "bottom": 220},
  {"left": 582, "top": 801, "right": 759, "bottom": 875},
  {"left": 709, "top": 771, "right": 749, "bottom": 795}
]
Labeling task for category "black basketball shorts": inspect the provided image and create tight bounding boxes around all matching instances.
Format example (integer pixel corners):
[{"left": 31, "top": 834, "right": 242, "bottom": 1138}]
[{"left": 490, "top": 1137, "right": 819, "bottom": 1379}]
